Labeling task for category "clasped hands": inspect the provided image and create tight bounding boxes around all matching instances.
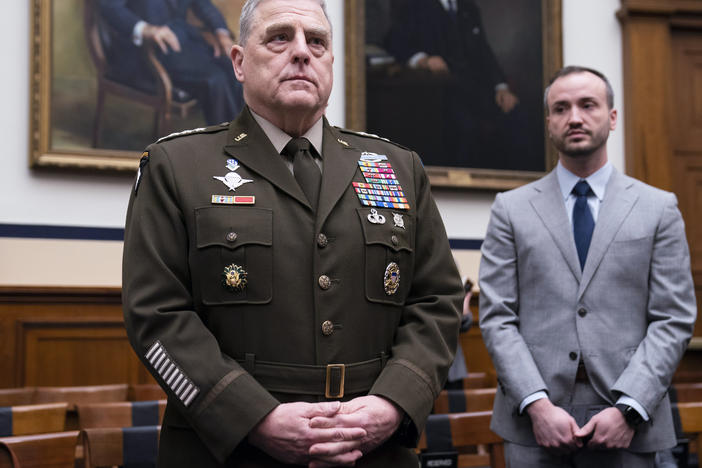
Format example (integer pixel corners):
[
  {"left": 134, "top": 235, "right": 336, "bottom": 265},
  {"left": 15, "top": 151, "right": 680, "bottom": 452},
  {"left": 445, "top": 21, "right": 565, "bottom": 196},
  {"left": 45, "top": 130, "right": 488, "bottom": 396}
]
[
  {"left": 527, "top": 398, "right": 635, "bottom": 454},
  {"left": 248, "top": 395, "right": 402, "bottom": 467}
]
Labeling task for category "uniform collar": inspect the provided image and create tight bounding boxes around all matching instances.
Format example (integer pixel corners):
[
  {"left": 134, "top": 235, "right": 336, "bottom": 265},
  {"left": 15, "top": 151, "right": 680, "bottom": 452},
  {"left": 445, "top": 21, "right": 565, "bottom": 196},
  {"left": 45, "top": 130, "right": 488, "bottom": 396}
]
[{"left": 250, "top": 110, "right": 324, "bottom": 156}]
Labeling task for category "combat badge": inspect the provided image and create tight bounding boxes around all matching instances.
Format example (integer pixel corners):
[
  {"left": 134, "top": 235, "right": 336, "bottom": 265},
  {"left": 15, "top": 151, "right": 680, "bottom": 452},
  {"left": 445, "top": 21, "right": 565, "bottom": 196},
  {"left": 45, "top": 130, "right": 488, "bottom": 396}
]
[
  {"left": 213, "top": 159, "right": 253, "bottom": 191},
  {"left": 392, "top": 213, "right": 405, "bottom": 229},
  {"left": 384, "top": 262, "right": 400, "bottom": 295},
  {"left": 222, "top": 264, "right": 247, "bottom": 292}
]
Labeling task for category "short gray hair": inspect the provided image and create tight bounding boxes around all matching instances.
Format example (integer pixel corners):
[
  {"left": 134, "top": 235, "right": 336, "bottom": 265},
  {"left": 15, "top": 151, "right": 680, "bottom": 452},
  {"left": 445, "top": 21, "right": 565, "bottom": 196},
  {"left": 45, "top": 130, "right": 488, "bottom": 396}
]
[
  {"left": 238, "top": 0, "right": 332, "bottom": 46},
  {"left": 543, "top": 65, "right": 614, "bottom": 113}
]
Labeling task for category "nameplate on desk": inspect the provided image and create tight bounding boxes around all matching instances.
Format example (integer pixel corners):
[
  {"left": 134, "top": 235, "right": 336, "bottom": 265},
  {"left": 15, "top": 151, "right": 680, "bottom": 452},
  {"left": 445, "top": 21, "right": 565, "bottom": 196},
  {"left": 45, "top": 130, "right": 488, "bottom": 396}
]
[{"left": 419, "top": 451, "right": 458, "bottom": 468}]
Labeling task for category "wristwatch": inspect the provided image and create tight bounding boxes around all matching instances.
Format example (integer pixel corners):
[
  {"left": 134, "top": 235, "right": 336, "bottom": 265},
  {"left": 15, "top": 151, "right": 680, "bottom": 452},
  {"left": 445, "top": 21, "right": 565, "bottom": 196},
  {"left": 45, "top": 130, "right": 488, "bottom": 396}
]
[{"left": 615, "top": 404, "right": 644, "bottom": 428}]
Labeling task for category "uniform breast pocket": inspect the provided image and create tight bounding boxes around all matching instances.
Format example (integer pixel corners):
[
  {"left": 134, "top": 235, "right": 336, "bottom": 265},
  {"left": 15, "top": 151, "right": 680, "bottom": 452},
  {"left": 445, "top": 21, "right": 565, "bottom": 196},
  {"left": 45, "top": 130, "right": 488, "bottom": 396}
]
[
  {"left": 194, "top": 207, "right": 273, "bottom": 305},
  {"left": 357, "top": 208, "right": 414, "bottom": 305}
]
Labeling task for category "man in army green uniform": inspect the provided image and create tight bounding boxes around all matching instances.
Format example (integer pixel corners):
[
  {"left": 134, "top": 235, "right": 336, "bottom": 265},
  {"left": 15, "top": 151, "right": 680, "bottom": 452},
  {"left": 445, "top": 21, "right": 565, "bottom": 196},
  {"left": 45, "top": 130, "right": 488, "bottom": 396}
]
[{"left": 122, "top": 0, "right": 463, "bottom": 465}]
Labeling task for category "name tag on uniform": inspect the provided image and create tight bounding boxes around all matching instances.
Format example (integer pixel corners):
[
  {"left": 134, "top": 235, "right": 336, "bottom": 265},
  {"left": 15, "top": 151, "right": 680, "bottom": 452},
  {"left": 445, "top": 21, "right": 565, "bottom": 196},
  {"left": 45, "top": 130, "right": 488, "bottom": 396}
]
[{"left": 211, "top": 195, "right": 255, "bottom": 205}]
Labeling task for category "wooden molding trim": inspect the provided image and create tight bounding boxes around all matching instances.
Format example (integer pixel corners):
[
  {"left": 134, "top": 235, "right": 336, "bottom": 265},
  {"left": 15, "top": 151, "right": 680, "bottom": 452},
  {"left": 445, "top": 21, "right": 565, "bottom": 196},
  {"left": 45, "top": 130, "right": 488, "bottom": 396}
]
[
  {"left": 0, "top": 286, "right": 122, "bottom": 304},
  {"left": 619, "top": 0, "right": 702, "bottom": 17}
]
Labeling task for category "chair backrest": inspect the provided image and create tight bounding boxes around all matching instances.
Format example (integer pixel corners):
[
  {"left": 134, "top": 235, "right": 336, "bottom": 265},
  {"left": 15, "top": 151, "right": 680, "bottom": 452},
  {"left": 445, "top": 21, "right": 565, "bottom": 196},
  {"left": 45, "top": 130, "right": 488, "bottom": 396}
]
[
  {"left": 0, "top": 431, "right": 79, "bottom": 468},
  {"left": 462, "top": 372, "right": 490, "bottom": 389},
  {"left": 0, "top": 403, "right": 68, "bottom": 437},
  {"left": 418, "top": 411, "right": 505, "bottom": 468},
  {"left": 676, "top": 402, "right": 702, "bottom": 449},
  {"left": 34, "top": 384, "right": 128, "bottom": 411},
  {"left": 0, "top": 389, "right": 36, "bottom": 408},
  {"left": 433, "top": 388, "right": 497, "bottom": 414},
  {"left": 128, "top": 384, "right": 166, "bottom": 402},
  {"left": 671, "top": 383, "right": 702, "bottom": 403},
  {"left": 81, "top": 426, "right": 160, "bottom": 468},
  {"left": 77, "top": 400, "right": 166, "bottom": 429}
]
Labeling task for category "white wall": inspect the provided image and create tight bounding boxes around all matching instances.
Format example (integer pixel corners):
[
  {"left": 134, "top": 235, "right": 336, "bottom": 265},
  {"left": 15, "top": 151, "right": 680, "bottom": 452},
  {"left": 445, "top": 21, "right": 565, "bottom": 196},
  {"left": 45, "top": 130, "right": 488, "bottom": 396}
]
[{"left": 0, "top": 0, "right": 624, "bottom": 286}]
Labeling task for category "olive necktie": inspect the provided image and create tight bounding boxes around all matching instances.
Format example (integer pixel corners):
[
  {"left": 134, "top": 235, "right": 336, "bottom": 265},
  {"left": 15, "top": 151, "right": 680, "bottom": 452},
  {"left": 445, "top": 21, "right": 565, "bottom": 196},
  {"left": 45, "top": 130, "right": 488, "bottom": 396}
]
[
  {"left": 572, "top": 180, "right": 595, "bottom": 270},
  {"left": 283, "top": 137, "right": 321, "bottom": 211}
]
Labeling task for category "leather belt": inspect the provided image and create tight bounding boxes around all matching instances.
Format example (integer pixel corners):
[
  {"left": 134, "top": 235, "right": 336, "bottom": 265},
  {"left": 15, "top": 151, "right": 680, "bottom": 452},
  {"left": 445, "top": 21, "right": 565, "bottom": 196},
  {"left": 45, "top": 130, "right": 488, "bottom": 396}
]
[
  {"left": 237, "top": 356, "right": 385, "bottom": 399},
  {"left": 575, "top": 361, "right": 589, "bottom": 382}
]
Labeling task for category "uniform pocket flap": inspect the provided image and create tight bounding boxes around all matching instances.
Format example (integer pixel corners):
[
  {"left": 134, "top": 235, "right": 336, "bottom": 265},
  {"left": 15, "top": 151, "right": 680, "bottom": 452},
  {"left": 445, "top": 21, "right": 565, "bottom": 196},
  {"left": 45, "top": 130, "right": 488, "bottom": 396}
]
[
  {"left": 195, "top": 207, "right": 273, "bottom": 249},
  {"left": 356, "top": 208, "right": 413, "bottom": 252}
]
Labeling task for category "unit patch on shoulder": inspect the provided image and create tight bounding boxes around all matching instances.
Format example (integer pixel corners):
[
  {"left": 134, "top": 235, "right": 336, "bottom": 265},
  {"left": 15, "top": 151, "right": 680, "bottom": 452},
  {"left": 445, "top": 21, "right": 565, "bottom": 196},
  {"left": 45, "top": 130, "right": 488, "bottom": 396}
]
[
  {"left": 156, "top": 122, "right": 229, "bottom": 144},
  {"left": 135, "top": 151, "right": 149, "bottom": 194}
]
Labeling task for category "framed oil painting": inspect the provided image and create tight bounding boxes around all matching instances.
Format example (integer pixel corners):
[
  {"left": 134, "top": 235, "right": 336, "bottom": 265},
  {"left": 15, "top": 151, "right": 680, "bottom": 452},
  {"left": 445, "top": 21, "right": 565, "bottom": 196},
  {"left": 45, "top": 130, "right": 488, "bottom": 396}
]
[
  {"left": 345, "top": 0, "right": 563, "bottom": 189},
  {"left": 30, "top": 0, "right": 246, "bottom": 171}
]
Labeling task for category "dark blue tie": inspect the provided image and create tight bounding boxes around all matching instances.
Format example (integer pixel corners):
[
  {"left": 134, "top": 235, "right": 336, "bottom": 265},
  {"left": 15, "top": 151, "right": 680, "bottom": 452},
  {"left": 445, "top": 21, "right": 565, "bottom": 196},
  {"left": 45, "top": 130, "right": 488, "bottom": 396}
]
[{"left": 572, "top": 180, "right": 594, "bottom": 270}]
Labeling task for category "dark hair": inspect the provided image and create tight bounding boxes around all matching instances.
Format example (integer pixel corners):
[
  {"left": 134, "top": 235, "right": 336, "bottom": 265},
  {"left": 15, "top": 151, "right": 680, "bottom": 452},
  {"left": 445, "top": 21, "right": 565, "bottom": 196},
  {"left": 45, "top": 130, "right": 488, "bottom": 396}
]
[{"left": 543, "top": 65, "right": 614, "bottom": 113}]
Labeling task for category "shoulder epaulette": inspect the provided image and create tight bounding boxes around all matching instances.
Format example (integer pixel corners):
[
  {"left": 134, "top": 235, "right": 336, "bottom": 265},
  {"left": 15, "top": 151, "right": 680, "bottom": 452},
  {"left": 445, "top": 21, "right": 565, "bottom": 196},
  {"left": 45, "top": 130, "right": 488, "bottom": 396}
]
[
  {"left": 157, "top": 122, "right": 229, "bottom": 143},
  {"left": 336, "top": 127, "right": 409, "bottom": 150}
]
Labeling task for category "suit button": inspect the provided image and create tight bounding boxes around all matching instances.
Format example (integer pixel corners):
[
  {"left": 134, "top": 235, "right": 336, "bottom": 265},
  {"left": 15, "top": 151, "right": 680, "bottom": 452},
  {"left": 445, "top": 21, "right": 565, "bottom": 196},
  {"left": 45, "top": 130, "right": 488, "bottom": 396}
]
[
  {"left": 569, "top": 352, "right": 578, "bottom": 361},
  {"left": 317, "top": 233, "right": 328, "bottom": 248},
  {"left": 318, "top": 275, "right": 331, "bottom": 290},
  {"left": 226, "top": 232, "right": 238, "bottom": 242},
  {"left": 391, "top": 235, "right": 399, "bottom": 246},
  {"left": 578, "top": 308, "right": 587, "bottom": 317},
  {"left": 321, "top": 320, "right": 334, "bottom": 336}
]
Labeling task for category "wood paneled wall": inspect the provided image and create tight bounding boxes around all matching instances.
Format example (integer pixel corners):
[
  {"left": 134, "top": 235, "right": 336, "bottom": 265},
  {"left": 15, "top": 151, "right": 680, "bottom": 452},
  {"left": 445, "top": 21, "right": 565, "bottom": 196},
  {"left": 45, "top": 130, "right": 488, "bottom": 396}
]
[
  {"left": 0, "top": 287, "right": 153, "bottom": 388},
  {"left": 619, "top": 0, "right": 702, "bottom": 338}
]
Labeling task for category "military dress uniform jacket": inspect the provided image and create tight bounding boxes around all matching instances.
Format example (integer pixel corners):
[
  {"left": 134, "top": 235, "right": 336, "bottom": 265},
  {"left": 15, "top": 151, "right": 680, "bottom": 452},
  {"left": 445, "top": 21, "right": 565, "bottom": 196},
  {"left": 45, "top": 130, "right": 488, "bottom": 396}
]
[{"left": 122, "top": 108, "right": 463, "bottom": 465}]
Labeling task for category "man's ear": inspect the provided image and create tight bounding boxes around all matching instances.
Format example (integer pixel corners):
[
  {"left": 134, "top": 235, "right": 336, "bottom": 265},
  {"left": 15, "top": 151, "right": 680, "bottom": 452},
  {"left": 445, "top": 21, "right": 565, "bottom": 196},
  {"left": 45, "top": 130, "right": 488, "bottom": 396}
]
[{"left": 230, "top": 45, "right": 245, "bottom": 82}]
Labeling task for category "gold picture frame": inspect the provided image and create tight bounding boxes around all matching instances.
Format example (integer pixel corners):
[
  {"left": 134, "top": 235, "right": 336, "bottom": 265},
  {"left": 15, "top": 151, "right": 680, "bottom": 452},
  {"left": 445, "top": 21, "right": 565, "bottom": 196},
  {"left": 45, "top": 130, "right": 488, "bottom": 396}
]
[
  {"left": 29, "top": 0, "right": 244, "bottom": 172},
  {"left": 344, "top": 0, "right": 563, "bottom": 190}
]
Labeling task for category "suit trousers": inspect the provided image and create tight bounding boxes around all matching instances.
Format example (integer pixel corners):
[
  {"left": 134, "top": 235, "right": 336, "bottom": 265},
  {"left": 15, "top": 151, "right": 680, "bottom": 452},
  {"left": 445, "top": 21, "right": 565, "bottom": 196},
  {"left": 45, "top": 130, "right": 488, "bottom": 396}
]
[{"left": 503, "top": 381, "right": 655, "bottom": 468}]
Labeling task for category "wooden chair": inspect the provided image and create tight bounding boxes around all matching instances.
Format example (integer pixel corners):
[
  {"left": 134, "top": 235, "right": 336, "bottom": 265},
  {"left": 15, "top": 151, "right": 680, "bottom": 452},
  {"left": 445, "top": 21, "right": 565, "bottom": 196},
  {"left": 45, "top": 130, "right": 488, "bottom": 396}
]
[
  {"left": 0, "top": 389, "right": 36, "bottom": 408},
  {"left": 33, "top": 384, "right": 129, "bottom": 411},
  {"left": 0, "top": 403, "right": 68, "bottom": 437},
  {"left": 77, "top": 400, "right": 166, "bottom": 429},
  {"left": 671, "top": 382, "right": 702, "bottom": 403},
  {"left": 0, "top": 431, "right": 79, "bottom": 468},
  {"left": 81, "top": 426, "right": 160, "bottom": 468},
  {"left": 433, "top": 388, "right": 497, "bottom": 414},
  {"left": 418, "top": 411, "right": 505, "bottom": 468},
  {"left": 128, "top": 384, "right": 166, "bottom": 402},
  {"left": 83, "top": 0, "right": 198, "bottom": 147},
  {"left": 462, "top": 372, "right": 491, "bottom": 389},
  {"left": 34, "top": 384, "right": 129, "bottom": 431}
]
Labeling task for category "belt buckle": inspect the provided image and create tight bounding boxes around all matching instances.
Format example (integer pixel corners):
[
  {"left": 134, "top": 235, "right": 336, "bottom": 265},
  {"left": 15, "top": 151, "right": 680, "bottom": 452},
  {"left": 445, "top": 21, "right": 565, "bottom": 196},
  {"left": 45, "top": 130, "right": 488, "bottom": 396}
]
[{"left": 325, "top": 364, "right": 346, "bottom": 399}]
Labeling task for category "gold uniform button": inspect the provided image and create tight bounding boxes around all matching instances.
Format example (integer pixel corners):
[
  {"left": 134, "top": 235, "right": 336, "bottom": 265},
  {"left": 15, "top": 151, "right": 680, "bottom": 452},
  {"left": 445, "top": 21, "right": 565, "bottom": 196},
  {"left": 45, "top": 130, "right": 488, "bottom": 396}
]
[
  {"left": 321, "top": 320, "right": 334, "bottom": 336},
  {"left": 317, "top": 233, "right": 328, "bottom": 248},
  {"left": 391, "top": 235, "right": 399, "bottom": 246},
  {"left": 318, "top": 275, "right": 331, "bottom": 290},
  {"left": 226, "top": 232, "right": 238, "bottom": 242}
]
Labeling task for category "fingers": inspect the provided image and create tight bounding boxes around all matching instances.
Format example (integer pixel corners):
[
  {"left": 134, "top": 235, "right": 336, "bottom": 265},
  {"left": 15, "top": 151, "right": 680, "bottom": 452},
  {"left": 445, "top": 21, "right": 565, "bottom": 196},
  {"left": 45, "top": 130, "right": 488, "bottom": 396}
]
[
  {"left": 573, "top": 419, "right": 594, "bottom": 439},
  {"left": 307, "top": 400, "right": 341, "bottom": 418},
  {"left": 309, "top": 440, "right": 363, "bottom": 457},
  {"left": 308, "top": 449, "right": 363, "bottom": 468}
]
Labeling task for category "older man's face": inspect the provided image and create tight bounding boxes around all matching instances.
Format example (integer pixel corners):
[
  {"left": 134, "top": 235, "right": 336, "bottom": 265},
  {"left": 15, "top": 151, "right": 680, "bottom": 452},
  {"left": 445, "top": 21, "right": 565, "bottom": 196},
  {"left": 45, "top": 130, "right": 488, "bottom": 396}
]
[{"left": 232, "top": 0, "right": 333, "bottom": 122}]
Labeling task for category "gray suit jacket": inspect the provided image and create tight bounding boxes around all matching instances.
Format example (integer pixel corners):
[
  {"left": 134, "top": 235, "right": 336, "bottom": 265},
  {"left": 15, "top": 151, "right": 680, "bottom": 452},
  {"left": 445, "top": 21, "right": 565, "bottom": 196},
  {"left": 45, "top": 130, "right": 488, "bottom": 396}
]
[{"left": 479, "top": 168, "right": 697, "bottom": 452}]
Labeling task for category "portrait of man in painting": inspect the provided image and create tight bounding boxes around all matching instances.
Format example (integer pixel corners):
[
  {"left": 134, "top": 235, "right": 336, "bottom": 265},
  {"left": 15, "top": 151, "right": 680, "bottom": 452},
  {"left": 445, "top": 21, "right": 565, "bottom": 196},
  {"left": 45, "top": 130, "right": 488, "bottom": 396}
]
[
  {"left": 364, "top": 0, "right": 546, "bottom": 173},
  {"left": 49, "top": 0, "right": 245, "bottom": 154}
]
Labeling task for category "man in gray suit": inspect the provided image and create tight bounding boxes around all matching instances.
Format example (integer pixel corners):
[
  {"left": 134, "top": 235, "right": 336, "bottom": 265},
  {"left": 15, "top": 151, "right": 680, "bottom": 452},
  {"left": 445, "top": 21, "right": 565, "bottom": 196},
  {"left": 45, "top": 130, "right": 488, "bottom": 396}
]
[{"left": 479, "top": 65, "right": 697, "bottom": 467}]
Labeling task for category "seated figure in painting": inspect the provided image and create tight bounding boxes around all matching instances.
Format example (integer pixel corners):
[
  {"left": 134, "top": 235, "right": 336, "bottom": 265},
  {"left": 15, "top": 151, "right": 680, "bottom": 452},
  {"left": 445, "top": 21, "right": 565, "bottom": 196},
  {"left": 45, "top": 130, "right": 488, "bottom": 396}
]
[
  {"left": 98, "top": 0, "right": 244, "bottom": 126},
  {"left": 379, "top": 0, "right": 530, "bottom": 169}
]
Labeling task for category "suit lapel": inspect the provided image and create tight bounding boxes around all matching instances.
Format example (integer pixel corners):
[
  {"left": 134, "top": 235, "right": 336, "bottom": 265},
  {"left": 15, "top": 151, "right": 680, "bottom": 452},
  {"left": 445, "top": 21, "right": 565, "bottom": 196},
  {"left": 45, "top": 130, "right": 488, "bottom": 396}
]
[
  {"left": 529, "top": 171, "right": 582, "bottom": 282},
  {"left": 222, "top": 108, "right": 309, "bottom": 207},
  {"left": 577, "top": 169, "right": 637, "bottom": 299},
  {"left": 316, "top": 122, "right": 359, "bottom": 227}
]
